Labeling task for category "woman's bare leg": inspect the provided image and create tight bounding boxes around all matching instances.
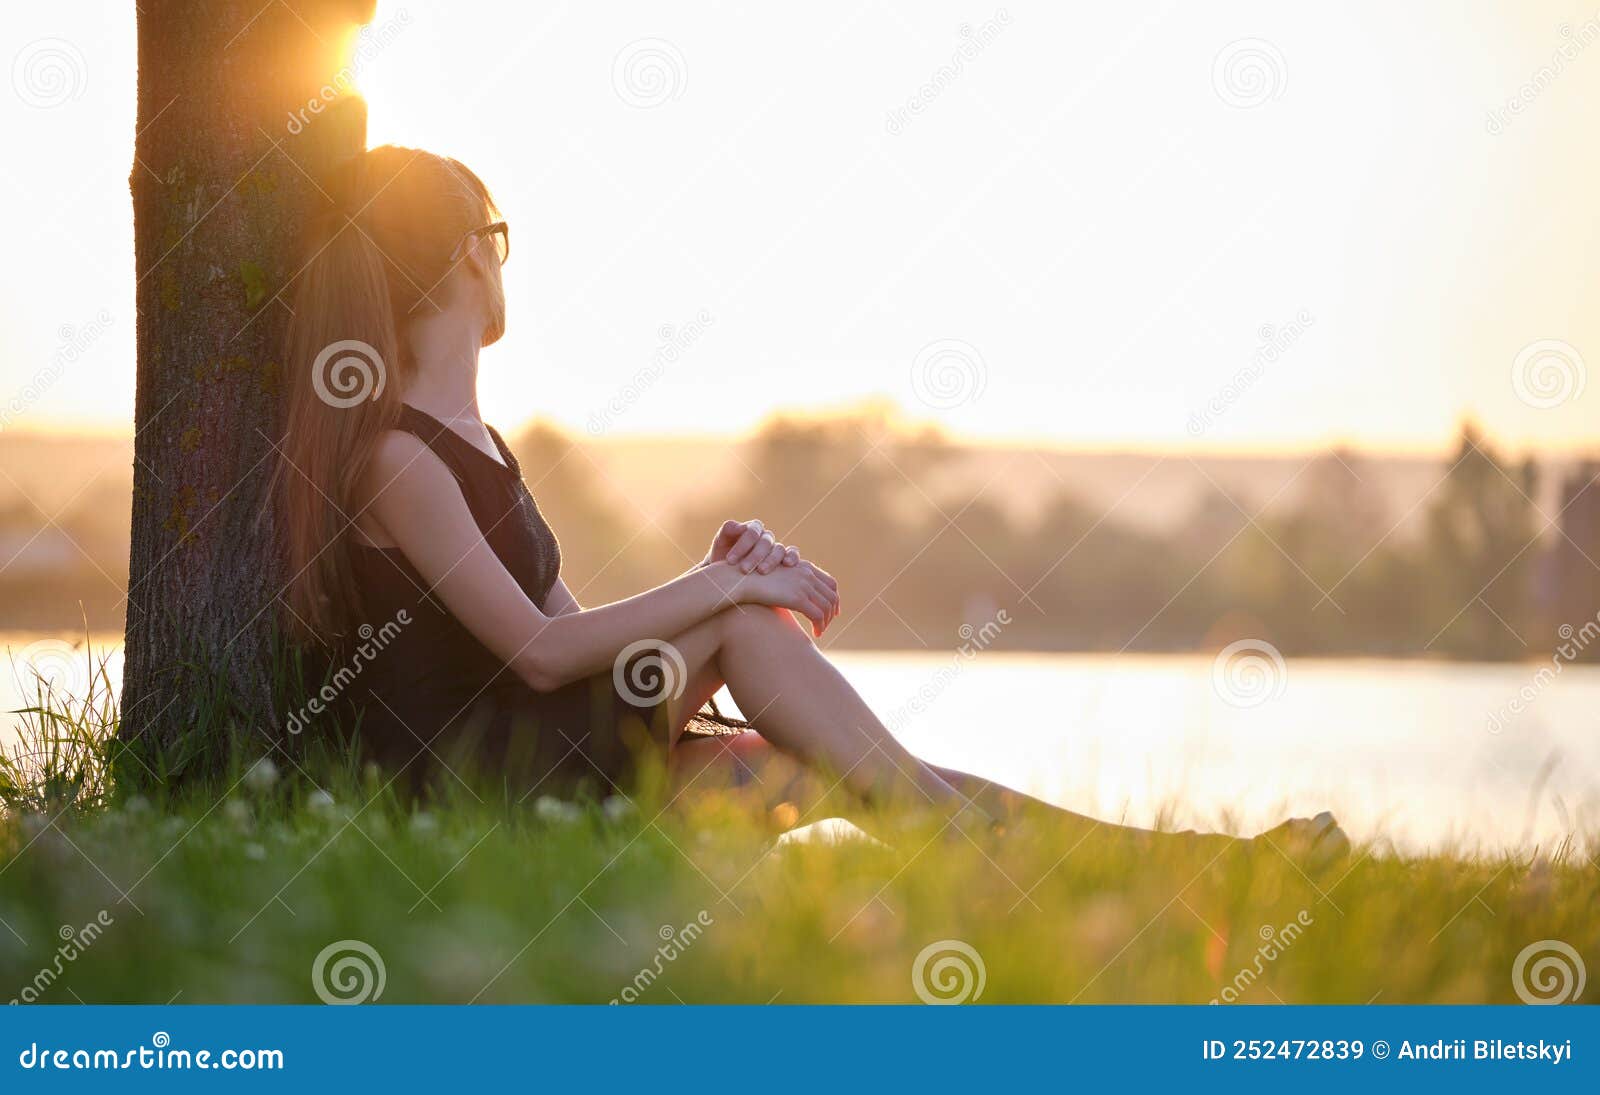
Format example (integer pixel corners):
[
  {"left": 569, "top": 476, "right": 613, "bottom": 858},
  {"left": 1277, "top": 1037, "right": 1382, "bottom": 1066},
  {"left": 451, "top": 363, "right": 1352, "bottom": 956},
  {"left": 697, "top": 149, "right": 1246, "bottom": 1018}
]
[
  {"left": 671, "top": 731, "right": 1006, "bottom": 836},
  {"left": 926, "top": 765, "right": 1107, "bottom": 840},
  {"left": 662, "top": 606, "right": 1162, "bottom": 842},
  {"left": 673, "top": 727, "right": 1200, "bottom": 848},
  {"left": 663, "top": 606, "right": 1171, "bottom": 839},
  {"left": 663, "top": 611, "right": 1347, "bottom": 860},
  {"left": 663, "top": 606, "right": 983, "bottom": 828},
  {"left": 670, "top": 730, "right": 819, "bottom": 812},
  {"left": 675, "top": 734, "right": 1344, "bottom": 864}
]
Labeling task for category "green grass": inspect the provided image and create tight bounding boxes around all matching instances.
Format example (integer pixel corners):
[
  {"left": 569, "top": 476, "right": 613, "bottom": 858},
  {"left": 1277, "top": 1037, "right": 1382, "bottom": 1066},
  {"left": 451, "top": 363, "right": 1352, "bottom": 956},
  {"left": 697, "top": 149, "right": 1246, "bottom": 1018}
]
[{"left": 2, "top": 658, "right": 1596, "bottom": 1005}]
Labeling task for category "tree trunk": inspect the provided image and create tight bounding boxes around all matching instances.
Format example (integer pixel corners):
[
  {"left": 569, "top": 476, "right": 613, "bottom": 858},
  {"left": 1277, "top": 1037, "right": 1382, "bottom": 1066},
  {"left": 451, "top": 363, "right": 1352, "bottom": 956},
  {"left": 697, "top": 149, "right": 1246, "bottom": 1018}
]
[{"left": 122, "top": 0, "right": 373, "bottom": 780}]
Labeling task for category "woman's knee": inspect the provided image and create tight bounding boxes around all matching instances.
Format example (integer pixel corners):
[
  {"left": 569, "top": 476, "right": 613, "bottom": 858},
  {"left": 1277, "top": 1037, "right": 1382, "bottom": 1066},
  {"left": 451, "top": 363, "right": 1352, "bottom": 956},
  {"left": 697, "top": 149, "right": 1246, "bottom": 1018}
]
[
  {"left": 664, "top": 606, "right": 795, "bottom": 690},
  {"left": 711, "top": 604, "right": 798, "bottom": 648}
]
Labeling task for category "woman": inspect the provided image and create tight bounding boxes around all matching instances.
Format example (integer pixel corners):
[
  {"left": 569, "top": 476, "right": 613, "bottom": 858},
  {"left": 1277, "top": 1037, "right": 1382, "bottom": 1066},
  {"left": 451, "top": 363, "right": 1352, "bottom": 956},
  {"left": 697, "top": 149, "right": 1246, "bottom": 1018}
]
[{"left": 278, "top": 145, "right": 1344, "bottom": 857}]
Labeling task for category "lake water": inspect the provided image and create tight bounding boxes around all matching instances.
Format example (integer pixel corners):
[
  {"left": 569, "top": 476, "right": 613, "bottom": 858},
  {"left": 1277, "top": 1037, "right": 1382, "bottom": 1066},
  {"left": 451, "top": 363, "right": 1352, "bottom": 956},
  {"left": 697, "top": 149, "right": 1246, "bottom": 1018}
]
[{"left": 4, "top": 635, "right": 1597, "bottom": 853}]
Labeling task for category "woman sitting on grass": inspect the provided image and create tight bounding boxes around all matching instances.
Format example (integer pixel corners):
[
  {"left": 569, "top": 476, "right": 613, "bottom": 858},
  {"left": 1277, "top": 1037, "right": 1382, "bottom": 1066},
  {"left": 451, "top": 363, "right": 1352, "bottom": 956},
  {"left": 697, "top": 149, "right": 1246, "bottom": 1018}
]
[{"left": 277, "top": 145, "right": 1344, "bottom": 859}]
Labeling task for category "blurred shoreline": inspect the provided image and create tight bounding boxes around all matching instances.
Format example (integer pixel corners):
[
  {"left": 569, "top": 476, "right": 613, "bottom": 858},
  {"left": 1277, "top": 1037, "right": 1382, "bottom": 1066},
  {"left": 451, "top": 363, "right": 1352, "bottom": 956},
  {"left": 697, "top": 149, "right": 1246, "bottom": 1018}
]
[{"left": 5, "top": 637, "right": 1596, "bottom": 851}]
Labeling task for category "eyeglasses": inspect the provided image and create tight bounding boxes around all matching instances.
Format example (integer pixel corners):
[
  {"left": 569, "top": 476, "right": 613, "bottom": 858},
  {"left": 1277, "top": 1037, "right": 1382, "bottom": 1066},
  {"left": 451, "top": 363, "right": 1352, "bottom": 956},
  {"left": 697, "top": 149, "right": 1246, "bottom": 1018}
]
[{"left": 450, "top": 220, "right": 509, "bottom": 266}]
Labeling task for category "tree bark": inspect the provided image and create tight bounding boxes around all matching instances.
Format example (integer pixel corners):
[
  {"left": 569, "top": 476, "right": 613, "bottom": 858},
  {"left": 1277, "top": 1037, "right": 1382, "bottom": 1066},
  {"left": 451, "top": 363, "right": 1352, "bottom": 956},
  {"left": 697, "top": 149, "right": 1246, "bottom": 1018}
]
[{"left": 123, "top": 0, "right": 373, "bottom": 779}]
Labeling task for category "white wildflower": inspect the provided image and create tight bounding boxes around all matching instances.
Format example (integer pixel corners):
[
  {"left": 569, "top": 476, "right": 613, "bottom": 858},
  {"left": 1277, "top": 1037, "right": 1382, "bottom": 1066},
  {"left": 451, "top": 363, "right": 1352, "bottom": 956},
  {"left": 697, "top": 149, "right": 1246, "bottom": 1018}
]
[
  {"left": 242, "top": 757, "right": 279, "bottom": 792},
  {"left": 534, "top": 796, "right": 581, "bottom": 824}
]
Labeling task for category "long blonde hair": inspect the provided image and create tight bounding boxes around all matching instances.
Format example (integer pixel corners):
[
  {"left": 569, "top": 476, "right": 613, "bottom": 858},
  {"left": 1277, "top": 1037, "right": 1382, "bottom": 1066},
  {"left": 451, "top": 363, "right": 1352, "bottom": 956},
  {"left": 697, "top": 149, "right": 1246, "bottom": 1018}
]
[{"left": 278, "top": 145, "right": 499, "bottom": 641}]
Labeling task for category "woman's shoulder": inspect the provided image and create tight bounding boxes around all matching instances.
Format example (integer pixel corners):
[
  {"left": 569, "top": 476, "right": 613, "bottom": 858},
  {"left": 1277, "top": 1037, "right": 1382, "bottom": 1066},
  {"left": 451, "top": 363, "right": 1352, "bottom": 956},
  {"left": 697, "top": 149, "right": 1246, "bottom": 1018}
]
[
  {"left": 371, "top": 425, "right": 432, "bottom": 464},
  {"left": 360, "top": 428, "right": 461, "bottom": 508}
]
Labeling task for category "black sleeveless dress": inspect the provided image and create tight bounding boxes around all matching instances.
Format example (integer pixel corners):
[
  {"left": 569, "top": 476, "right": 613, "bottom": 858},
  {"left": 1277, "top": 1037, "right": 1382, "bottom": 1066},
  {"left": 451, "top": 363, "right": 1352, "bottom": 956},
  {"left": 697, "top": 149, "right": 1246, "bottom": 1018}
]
[{"left": 342, "top": 405, "right": 673, "bottom": 800}]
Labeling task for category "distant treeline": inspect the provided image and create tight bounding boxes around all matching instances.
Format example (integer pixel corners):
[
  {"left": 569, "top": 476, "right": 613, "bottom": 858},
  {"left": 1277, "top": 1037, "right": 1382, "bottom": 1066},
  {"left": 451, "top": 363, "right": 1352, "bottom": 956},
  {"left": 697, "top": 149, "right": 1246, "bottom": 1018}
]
[
  {"left": 523, "top": 414, "right": 1598, "bottom": 662},
  {"left": 4, "top": 412, "right": 1596, "bottom": 662}
]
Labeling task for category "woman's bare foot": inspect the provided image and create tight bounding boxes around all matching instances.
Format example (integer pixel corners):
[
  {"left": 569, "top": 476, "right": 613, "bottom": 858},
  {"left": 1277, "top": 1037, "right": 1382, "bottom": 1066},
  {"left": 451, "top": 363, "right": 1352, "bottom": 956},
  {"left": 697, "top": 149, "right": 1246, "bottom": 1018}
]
[{"left": 1258, "top": 811, "right": 1350, "bottom": 869}]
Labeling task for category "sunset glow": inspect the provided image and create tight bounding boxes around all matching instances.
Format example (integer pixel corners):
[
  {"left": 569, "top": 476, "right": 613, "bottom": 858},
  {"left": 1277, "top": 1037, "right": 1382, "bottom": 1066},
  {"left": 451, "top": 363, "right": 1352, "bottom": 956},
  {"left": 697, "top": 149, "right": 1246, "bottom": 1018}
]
[{"left": 4, "top": 2, "right": 1599, "bottom": 455}]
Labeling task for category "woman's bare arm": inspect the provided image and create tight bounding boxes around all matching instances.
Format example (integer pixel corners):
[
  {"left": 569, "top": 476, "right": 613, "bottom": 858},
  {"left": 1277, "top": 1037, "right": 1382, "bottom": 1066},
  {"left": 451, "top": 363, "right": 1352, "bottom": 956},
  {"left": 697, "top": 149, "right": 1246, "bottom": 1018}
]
[
  {"left": 542, "top": 577, "right": 582, "bottom": 616},
  {"left": 360, "top": 433, "right": 839, "bottom": 691}
]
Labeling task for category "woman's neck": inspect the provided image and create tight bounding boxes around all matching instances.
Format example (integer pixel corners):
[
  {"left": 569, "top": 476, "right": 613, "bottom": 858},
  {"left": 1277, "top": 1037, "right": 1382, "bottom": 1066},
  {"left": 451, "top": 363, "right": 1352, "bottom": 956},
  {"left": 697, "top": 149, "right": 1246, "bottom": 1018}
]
[{"left": 401, "top": 312, "right": 483, "bottom": 423}]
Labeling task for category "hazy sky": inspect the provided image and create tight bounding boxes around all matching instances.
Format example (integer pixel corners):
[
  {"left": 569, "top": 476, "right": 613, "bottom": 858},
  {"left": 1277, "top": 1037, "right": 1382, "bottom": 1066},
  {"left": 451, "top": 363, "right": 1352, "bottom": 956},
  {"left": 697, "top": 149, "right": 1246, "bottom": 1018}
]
[{"left": 3, "top": 1, "right": 1599, "bottom": 452}]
